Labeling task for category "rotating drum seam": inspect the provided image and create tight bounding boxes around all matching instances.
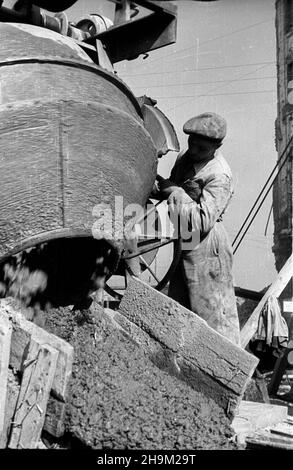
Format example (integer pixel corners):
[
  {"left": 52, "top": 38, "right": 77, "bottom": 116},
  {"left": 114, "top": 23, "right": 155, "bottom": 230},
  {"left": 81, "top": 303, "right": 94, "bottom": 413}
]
[{"left": 0, "top": 56, "right": 143, "bottom": 117}]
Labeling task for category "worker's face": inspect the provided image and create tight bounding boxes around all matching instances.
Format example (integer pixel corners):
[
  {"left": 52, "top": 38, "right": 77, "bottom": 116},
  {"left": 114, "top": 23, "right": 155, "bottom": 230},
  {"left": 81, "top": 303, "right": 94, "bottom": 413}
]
[{"left": 187, "top": 135, "right": 219, "bottom": 162}]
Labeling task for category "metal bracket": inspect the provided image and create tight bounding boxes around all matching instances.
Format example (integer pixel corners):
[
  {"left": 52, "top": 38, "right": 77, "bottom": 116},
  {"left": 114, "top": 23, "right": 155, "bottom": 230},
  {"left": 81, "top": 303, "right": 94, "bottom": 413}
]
[
  {"left": 84, "top": 1, "right": 177, "bottom": 63},
  {"left": 0, "top": 1, "right": 177, "bottom": 65}
]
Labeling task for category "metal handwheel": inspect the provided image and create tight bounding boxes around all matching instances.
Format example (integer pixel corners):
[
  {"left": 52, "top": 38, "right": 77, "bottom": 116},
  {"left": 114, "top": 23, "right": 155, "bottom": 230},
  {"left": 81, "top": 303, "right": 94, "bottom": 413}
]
[{"left": 104, "top": 200, "right": 181, "bottom": 301}]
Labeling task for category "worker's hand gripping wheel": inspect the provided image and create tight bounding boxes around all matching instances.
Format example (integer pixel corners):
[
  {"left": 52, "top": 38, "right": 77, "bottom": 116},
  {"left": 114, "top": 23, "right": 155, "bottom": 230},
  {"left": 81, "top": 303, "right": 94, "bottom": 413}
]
[{"left": 104, "top": 200, "right": 181, "bottom": 301}]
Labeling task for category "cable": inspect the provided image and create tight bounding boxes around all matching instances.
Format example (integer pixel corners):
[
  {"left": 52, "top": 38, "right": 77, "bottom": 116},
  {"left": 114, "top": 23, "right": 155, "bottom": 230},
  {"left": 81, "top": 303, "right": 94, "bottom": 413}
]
[
  {"left": 154, "top": 90, "right": 276, "bottom": 99},
  {"left": 264, "top": 203, "right": 273, "bottom": 236},
  {"left": 233, "top": 140, "right": 292, "bottom": 254},
  {"left": 133, "top": 75, "right": 275, "bottom": 89},
  {"left": 141, "top": 19, "right": 273, "bottom": 67},
  {"left": 232, "top": 135, "right": 293, "bottom": 248},
  {"left": 120, "top": 61, "right": 275, "bottom": 78},
  {"left": 165, "top": 96, "right": 275, "bottom": 114},
  {"left": 164, "top": 64, "right": 274, "bottom": 113}
]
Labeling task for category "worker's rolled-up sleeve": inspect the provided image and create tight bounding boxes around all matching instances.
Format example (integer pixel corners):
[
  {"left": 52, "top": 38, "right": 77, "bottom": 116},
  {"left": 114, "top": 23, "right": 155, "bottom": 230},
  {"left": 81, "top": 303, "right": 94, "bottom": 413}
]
[{"left": 168, "top": 173, "right": 233, "bottom": 237}]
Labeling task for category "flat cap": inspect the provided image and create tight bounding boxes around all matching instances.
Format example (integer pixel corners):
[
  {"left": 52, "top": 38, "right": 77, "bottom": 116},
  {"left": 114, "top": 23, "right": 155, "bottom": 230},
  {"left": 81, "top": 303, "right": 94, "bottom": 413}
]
[{"left": 183, "top": 112, "right": 227, "bottom": 142}]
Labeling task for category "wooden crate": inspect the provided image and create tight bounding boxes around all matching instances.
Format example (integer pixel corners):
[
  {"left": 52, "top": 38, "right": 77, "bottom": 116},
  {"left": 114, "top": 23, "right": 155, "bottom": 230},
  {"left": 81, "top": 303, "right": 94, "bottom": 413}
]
[{"left": 0, "top": 299, "right": 74, "bottom": 449}]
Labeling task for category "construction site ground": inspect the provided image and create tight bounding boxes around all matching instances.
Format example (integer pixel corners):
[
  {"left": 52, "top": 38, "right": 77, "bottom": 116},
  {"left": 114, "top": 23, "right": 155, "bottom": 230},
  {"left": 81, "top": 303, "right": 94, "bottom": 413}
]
[
  {"left": 37, "top": 305, "right": 237, "bottom": 450},
  {"left": 1, "top": 271, "right": 292, "bottom": 450}
]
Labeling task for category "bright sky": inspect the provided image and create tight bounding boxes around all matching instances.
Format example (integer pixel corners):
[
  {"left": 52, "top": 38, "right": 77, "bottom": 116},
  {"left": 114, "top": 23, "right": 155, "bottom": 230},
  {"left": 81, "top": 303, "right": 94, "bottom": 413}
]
[{"left": 66, "top": 0, "right": 277, "bottom": 291}]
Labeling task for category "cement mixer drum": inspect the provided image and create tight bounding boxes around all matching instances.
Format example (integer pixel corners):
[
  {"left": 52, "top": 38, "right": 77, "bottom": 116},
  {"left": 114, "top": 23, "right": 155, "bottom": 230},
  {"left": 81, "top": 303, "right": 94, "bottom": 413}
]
[{"left": 0, "top": 23, "right": 157, "bottom": 261}]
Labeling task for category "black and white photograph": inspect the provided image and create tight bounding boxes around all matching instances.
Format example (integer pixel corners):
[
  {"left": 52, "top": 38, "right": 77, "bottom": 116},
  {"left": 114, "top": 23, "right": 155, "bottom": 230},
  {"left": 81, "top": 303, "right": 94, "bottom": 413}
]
[{"left": 0, "top": 0, "right": 292, "bottom": 458}]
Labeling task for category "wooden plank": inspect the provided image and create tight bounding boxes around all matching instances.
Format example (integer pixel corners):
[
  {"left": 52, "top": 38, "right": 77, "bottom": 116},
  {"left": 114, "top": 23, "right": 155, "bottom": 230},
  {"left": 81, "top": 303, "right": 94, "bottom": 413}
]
[
  {"left": 232, "top": 400, "right": 288, "bottom": 444},
  {"left": 235, "top": 286, "right": 262, "bottom": 301},
  {"left": 241, "top": 255, "right": 293, "bottom": 348},
  {"left": 0, "top": 374, "right": 66, "bottom": 445},
  {"left": 270, "top": 421, "right": 293, "bottom": 438},
  {"left": 246, "top": 431, "right": 293, "bottom": 450},
  {"left": 43, "top": 396, "right": 66, "bottom": 438},
  {"left": 8, "top": 339, "right": 58, "bottom": 449},
  {"left": 0, "top": 315, "right": 12, "bottom": 433},
  {"left": 270, "top": 397, "right": 293, "bottom": 416},
  {"left": 0, "top": 370, "right": 20, "bottom": 449},
  {"left": 119, "top": 277, "right": 259, "bottom": 416},
  {"left": 0, "top": 299, "right": 74, "bottom": 401}
]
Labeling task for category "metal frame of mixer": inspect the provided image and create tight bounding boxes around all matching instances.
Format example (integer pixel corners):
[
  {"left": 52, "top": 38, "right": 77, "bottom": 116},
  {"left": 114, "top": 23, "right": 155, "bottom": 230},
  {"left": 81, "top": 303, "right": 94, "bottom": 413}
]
[{"left": 0, "top": 0, "right": 177, "bottom": 66}]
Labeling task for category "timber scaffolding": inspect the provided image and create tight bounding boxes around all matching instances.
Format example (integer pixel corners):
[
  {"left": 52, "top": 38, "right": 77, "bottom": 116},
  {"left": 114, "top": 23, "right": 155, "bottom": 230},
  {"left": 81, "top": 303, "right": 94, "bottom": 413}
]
[{"left": 0, "top": 270, "right": 293, "bottom": 450}]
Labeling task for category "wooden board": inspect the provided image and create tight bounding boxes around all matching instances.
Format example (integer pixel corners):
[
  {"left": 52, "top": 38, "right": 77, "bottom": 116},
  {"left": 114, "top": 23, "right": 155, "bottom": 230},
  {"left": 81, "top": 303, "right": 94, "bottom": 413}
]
[
  {"left": 0, "top": 315, "right": 12, "bottom": 433},
  {"left": 0, "top": 299, "right": 74, "bottom": 401},
  {"left": 270, "top": 397, "right": 293, "bottom": 416},
  {"left": 119, "top": 277, "right": 259, "bottom": 416},
  {"left": 241, "top": 255, "right": 293, "bottom": 348},
  {"left": 43, "top": 396, "right": 66, "bottom": 438},
  {"left": 232, "top": 400, "right": 288, "bottom": 444},
  {"left": 0, "top": 373, "right": 66, "bottom": 444},
  {"left": 270, "top": 420, "right": 293, "bottom": 438},
  {"left": 246, "top": 430, "right": 293, "bottom": 450},
  {"left": 0, "top": 371, "right": 19, "bottom": 449},
  {"left": 8, "top": 340, "right": 58, "bottom": 449}
]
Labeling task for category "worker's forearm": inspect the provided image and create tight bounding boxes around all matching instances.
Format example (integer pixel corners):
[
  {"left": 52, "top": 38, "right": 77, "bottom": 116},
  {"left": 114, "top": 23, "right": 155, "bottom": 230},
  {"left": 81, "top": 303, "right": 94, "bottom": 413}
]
[
  {"left": 168, "top": 175, "right": 233, "bottom": 236},
  {"left": 160, "top": 186, "right": 180, "bottom": 199},
  {"left": 149, "top": 175, "right": 178, "bottom": 200}
]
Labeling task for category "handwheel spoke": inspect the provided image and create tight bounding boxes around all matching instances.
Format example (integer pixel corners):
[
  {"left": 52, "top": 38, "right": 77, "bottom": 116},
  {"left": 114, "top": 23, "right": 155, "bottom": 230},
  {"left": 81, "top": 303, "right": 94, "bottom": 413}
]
[
  {"left": 124, "top": 238, "right": 175, "bottom": 260},
  {"left": 105, "top": 198, "right": 181, "bottom": 302},
  {"left": 105, "top": 238, "right": 181, "bottom": 302},
  {"left": 139, "top": 255, "right": 160, "bottom": 283},
  {"left": 138, "top": 234, "right": 173, "bottom": 240}
]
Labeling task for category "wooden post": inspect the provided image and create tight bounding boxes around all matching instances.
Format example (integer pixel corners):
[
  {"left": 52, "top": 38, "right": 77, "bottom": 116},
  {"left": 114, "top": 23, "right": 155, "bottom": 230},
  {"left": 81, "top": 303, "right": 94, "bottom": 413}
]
[
  {"left": 241, "top": 255, "right": 293, "bottom": 348},
  {"left": 268, "top": 339, "right": 293, "bottom": 396},
  {"left": 0, "top": 315, "right": 12, "bottom": 433},
  {"left": 8, "top": 339, "right": 58, "bottom": 449},
  {"left": 0, "top": 372, "right": 20, "bottom": 448}
]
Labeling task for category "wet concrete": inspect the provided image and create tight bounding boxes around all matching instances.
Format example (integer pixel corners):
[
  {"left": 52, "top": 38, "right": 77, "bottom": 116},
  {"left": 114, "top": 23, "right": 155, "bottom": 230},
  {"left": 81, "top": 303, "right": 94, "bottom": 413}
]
[{"left": 43, "top": 305, "right": 237, "bottom": 450}]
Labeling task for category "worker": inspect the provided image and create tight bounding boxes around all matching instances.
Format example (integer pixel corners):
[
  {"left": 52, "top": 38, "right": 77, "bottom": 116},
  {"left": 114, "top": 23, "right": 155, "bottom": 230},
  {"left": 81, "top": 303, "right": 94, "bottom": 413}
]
[{"left": 155, "top": 112, "right": 241, "bottom": 346}]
